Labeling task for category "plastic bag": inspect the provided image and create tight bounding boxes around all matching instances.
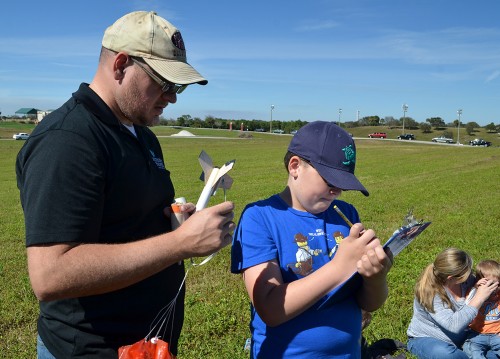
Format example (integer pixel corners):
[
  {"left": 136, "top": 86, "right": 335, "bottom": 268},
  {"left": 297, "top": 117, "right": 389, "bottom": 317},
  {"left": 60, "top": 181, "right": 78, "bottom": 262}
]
[{"left": 118, "top": 337, "right": 176, "bottom": 359}]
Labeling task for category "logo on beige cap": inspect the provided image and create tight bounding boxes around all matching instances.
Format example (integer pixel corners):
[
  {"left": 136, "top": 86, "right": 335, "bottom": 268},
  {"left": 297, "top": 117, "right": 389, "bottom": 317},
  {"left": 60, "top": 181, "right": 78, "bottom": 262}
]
[
  {"left": 172, "top": 32, "right": 185, "bottom": 51},
  {"left": 171, "top": 32, "right": 186, "bottom": 58}
]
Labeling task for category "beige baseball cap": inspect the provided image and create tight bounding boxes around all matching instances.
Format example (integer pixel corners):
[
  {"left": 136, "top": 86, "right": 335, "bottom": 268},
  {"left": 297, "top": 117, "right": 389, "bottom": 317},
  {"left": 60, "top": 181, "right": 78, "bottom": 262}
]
[{"left": 102, "top": 11, "right": 207, "bottom": 85}]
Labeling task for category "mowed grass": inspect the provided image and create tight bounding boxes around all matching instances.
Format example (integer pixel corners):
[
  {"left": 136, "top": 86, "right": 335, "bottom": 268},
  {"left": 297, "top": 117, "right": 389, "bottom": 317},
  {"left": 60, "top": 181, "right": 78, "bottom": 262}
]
[{"left": 0, "top": 129, "right": 499, "bottom": 358}]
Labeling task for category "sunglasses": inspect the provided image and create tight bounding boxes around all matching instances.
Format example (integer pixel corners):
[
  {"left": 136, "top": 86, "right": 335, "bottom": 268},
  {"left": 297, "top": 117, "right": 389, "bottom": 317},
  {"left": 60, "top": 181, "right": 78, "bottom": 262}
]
[{"left": 131, "top": 58, "right": 188, "bottom": 94}]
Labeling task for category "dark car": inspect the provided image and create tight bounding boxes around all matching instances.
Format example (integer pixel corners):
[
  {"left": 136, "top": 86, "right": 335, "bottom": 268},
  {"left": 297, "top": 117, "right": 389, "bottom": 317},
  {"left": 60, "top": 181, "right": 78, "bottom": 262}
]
[
  {"left": 469, "top": 138, "right": 491, "bottom": 147},
  {"left": 397, "top": 133, "right": 415, "bottom": 140}
]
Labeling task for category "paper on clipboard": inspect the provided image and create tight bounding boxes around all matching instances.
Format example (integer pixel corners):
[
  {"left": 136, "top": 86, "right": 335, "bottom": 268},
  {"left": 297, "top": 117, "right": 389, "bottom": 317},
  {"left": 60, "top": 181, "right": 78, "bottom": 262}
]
[
  {"left": 317, "top": 210, "right": 431, "bottom": 309},
  {"left": 383, "top": 221, "right": 431, "bottom": 256}
]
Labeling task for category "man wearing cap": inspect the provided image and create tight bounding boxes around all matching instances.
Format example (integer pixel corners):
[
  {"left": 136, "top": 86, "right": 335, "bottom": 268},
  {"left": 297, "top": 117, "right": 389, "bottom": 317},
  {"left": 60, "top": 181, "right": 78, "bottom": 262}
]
[
  {"left": 231, "top": 121, "right": 392, "bottom": 358},
  {"left": 16, "top": 11, "right": 235, "bottom": 358}
]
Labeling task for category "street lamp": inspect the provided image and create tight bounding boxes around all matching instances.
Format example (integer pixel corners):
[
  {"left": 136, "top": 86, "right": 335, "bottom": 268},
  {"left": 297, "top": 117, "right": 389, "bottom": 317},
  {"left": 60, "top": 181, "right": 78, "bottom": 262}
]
[
  {"left": 269, "top": 104, "right": 275, "bottom": 133},
  {"left": 402, "top": 104, "right": 408, "bottom": 134},
  {"left": 457, "top": 109, "right": 462, "bottom": 145},
  {"left": 338, "top": 108, "right": 342, "bottom": 127}
]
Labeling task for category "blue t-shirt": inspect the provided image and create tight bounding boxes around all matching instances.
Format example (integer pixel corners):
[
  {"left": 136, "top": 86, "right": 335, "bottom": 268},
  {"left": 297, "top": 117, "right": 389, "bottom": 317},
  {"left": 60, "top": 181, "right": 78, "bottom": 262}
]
[{"left": 231, "top": 195, "right": 363, "bottom": 358}]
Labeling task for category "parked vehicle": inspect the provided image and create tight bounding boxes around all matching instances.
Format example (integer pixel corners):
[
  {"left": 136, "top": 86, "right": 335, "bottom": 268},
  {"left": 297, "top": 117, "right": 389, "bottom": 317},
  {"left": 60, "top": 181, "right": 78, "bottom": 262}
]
[
  {"left": 431, "top": 136, "right": 454, "bottom": 144},
  {"left": 469, "top": 138, "right": 491, "bottom": 147},
  {"left": 272, "top": 129, "right": 285, "bottom": 134},
  {"left": 13, "top": 132, "right": 30, "bottom": 140},
  {"left": 368, "top": 132, "right": 387, "bottom": 139},
  {"left": 290, "top": 130, "right": 298, "bottom": 135},
  {"left": 397, "top": 133, "right": 415, "bottom": 140},
  {"left": 254, "top": 128, "right": 265, "bottom": 132}
]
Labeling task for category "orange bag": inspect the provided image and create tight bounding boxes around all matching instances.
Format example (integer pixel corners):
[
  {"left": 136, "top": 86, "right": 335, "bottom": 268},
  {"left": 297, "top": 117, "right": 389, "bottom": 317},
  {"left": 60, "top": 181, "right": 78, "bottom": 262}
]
[{"left": 118, "top": 337, "right": 176, "bottom": 359}]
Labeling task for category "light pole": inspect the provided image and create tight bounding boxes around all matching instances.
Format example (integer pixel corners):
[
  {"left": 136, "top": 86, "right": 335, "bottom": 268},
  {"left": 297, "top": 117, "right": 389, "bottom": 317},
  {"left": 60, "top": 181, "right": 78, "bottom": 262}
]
[
  {"left": 269, "top": 104, "right": 274, "bottom": 133},
  {"left": 338, "top": 108, "right": 342, "bottom": 127},
  {"left": 402, "top": 104, "right": 408, "bottom": 134},
  {"left": 457, "top": 109, "right": 462, "bottom": 145}
]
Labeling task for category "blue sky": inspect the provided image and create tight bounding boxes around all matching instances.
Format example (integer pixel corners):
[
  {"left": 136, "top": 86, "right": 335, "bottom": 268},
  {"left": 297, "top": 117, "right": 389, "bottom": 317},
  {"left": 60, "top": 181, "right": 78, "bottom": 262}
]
[{"left": 1, "top": 0, "right": 500, "bottom": 126}]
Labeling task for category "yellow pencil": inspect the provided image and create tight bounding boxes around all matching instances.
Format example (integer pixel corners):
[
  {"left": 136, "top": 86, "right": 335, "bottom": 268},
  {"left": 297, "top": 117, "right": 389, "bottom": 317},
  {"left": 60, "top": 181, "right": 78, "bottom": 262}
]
[{"left": 334, "top": 205, "right": 354, "bottom": 228}]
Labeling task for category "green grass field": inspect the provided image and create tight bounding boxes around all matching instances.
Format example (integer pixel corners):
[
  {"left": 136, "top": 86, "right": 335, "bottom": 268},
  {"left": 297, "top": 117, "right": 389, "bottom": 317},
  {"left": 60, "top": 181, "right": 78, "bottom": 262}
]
[{"left": 1, "top": 123, "right": 499, "bottom": 358}]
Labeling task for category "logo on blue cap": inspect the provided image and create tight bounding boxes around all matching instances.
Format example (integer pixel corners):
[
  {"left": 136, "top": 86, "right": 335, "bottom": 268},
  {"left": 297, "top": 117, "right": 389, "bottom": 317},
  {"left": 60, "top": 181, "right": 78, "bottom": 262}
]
[{"left": 342, "top": 144, "right": 356, "bottom": 166}]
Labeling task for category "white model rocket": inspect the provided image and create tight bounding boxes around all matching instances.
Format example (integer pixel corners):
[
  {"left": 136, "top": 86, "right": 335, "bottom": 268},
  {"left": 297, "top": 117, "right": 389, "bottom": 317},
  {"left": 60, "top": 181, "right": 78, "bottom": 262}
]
[{"left": 195, "top": 150, "right": 235, "bottom": 211}]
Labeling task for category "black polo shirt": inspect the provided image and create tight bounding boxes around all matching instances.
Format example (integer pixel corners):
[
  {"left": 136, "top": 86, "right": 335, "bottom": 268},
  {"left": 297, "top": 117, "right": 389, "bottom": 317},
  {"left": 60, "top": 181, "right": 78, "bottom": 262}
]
[{"left": 16, "top": 83, "right": 184, "bottom": 358}]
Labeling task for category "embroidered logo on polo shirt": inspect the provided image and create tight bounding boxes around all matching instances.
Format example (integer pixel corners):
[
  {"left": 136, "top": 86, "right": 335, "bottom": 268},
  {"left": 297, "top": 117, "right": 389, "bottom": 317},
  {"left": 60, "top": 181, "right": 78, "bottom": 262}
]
[{"left": 150, "top": 150, "right": 166, "bottom": 170}]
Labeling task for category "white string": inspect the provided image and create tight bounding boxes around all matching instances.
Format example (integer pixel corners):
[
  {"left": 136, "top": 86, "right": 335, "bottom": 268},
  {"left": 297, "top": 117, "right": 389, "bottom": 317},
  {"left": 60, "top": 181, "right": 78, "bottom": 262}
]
[
  {"left": 146, "top": 268, "right": 190, "bottom": 342},
  {"left": 145, "top": 154, "right": 234, "bottom": 342}
]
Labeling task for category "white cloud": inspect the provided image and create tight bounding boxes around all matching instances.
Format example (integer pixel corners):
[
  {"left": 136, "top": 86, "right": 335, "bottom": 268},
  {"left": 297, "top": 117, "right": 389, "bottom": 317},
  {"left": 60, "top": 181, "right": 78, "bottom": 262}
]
[
  {"left": 485, "top": 70, "right": 500, "bottom": 83},
  {"left": 296, "top": 20, "right": 339, "bottom": 32}
]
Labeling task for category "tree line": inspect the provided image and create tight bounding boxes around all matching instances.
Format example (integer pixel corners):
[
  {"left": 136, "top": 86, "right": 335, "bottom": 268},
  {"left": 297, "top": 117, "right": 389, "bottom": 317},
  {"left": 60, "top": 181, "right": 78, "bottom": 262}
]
[{"left": 158, "top": 114, "right": 500, "bottom": 135}]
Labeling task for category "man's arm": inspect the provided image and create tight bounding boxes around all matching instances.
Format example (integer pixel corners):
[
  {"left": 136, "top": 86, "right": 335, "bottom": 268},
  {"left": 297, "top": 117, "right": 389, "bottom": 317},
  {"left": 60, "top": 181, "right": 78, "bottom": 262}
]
[{"left": 28, "top": 201, "right": 235, "bottom": 301}]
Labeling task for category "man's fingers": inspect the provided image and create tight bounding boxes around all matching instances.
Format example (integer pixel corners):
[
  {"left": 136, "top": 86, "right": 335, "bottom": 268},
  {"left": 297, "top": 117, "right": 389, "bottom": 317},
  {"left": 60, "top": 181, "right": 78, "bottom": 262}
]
[{"left": 213, "top": 201, "right": 235, "bottom": 214}]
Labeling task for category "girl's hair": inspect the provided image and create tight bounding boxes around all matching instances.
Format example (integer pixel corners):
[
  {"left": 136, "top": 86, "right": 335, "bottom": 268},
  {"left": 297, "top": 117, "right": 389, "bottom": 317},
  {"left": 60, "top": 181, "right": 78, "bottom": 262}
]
[
  {"left": 475, "top": 260, "right": 500, "bottom": 281},
  {"left": 415, "top": 248, "right": 473, "bottom": 312}
]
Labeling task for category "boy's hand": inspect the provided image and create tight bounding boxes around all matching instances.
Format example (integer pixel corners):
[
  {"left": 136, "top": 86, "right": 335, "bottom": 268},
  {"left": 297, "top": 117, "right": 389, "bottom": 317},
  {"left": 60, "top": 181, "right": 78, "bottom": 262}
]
[
  {"left": 476, "top": 279, "right": 499, "bottom": 298},
  {"left": 357, "top": 245, "right": 393, "bottom": 282},
  {"left": 343, "top": 224, "right": 392, "bottom": 311}
]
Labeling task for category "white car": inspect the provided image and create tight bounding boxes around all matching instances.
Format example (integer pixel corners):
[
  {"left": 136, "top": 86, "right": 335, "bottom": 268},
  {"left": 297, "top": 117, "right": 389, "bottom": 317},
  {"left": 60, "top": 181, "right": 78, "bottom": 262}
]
[
  {"left": 431, "top": 136, "right": 454, "bottom": 144},
  {"left": 13, "top": 132, "right": 30, "bottom": 140}
]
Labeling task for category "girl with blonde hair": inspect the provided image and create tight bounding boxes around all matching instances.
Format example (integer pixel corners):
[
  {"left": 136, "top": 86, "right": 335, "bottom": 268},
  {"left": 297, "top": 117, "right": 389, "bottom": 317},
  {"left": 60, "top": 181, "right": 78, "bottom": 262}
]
[{"left": 407, "top": 248, "right": 498, "bottom": 359}]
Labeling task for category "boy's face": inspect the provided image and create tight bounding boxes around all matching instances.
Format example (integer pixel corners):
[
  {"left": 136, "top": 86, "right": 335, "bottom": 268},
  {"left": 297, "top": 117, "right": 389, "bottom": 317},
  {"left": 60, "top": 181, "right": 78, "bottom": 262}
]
[{"left": 290, "top": 159, "right": 342, "bottom": 214}]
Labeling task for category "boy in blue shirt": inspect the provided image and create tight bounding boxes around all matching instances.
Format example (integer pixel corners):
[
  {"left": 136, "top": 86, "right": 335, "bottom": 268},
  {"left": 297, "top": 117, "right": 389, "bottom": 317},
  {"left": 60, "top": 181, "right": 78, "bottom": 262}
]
[{"left": 231, "top": 121, "right": 392, "bottom": 358}]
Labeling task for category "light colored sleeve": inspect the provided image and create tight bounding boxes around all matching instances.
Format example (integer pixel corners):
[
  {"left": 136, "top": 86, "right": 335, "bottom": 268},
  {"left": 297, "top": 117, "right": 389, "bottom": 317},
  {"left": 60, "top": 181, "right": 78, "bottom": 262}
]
[{"left": 428, "top": 295, "right": 478, "bottom": 335}]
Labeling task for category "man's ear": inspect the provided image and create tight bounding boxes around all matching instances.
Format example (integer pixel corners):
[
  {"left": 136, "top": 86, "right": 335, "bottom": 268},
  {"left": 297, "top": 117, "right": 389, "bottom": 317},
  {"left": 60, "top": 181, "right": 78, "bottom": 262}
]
[{"left": 113, "top": 52, "right": 130, "bottom": 79}]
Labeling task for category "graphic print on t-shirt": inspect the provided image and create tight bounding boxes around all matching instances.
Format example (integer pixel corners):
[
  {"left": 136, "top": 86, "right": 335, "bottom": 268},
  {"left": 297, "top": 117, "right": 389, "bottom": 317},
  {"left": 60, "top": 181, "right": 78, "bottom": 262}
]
[
  {"left": 329, "top": 230, "right": 345, "bottom": 258},
  {"left": 287, "top": 232, "right": 323, "bottom": 276}
]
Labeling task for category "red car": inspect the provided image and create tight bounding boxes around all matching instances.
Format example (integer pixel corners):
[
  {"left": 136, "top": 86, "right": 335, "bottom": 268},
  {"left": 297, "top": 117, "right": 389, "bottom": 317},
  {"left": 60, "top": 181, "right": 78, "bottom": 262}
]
[{"left": 368, "top": 132, "right": 387, "bottom": 139}]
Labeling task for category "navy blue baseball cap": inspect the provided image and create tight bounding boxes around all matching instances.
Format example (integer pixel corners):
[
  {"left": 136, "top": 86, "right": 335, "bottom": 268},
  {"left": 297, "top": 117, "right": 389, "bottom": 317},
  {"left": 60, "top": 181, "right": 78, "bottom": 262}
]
[{"left": 288, "top": 121, "right": 369, "bottom": 196}]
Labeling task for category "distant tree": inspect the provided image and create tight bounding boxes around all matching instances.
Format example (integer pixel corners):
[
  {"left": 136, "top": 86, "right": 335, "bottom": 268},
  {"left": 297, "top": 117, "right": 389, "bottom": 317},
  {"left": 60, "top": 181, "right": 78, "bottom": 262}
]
[
  {"left": 420, "top": 122, "right": 432, "bottom": 133},
  {"left": 442, "top": 130, "right": 453, "bottom": 139},
  {"left": 467, "top": 121, "right": 480, "bottom": 128},
  {"left": 192, "top": 117, "right": 203, "bottom": 128},
  {"left": 485, "top": 122, "right": 497, "bottom": 133},
  {"left": 359, "top": 116, "right": 381, "bottom": 126},
  {"left": 357, "top": 117, "right": 369, "bottom": 126},
  {"left": 385, "top": 116, "right": 399, "bottom": 128},
  {"left": 177, "top": 116, "right": 186, "bottom": 127},
  {"left": 343, "top": 121, "right": 357, "bottom": 128},
  {"left": 465, "top": 123, "right": 475, "bottom": 136},
  {"left": 426, "top": 117, "right": 445, "bottom": 128},
  {"left": 205, "top": 116, "right": 216, "bottom": 128},
  {"left": 177, "top": 114, "right": 192, "bottom": 127},
  {"left": 401, "top": 117, "right": 417, "bottom": 130}
]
